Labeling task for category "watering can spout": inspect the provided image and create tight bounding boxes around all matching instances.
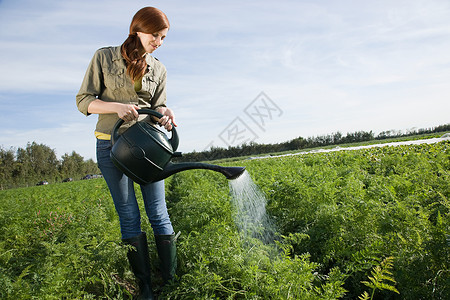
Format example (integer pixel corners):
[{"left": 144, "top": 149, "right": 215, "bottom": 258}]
[
  {"left": 154, "top": 161, "right": 246, "bottom": 182},
  {"left": 221, "top": 166, "right": 247, "bottom": 180}
]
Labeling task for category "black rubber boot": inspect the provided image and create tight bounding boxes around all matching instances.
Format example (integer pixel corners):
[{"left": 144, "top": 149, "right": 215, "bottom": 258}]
[
  {"left": 123, "top": 232, "right": 155, "bottom": 300},
  {"left": 154, "top": 232, "right": 179, "bottom": 285}
]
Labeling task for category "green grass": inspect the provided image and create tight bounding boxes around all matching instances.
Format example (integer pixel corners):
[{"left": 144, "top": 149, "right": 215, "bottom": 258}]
[{"left": 1, "top": 140, "right": 449, "bottom": 299}]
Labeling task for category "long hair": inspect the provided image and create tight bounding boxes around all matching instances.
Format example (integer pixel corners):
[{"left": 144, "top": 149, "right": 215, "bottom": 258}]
[{"left": 121, "top": 7, "right": 170, "bottom": 81}]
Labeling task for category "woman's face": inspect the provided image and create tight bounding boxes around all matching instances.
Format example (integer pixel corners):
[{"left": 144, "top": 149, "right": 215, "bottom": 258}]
[{"left": 137, "top": 28, "right": 169, "bottom": 54}]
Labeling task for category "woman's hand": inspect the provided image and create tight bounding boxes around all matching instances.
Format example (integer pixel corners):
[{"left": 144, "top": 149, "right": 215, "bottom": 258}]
[
  {"left": 117, "top": 104, "right": 140, "bottom": 122},
  {"left": 156, "top": 107, "right": 177, "bottom": 131}
]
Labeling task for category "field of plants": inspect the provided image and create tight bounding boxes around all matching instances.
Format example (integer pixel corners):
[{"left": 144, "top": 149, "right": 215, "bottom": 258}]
[{"left": 1, "top": 141, "right": 449, "bottom": 299}]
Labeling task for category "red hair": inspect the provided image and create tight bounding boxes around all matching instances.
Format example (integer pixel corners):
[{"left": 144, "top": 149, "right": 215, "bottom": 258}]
[{"left": 121, "top": 7, "right": 170, "bottom": 81}]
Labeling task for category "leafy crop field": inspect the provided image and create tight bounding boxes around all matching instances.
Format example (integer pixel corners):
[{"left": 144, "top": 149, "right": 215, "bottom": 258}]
[{"left": 1, "top": 141, "right": 449, "bottom": 299}]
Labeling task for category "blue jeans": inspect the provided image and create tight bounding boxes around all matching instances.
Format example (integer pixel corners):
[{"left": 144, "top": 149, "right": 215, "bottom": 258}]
[{"left": 96, "top": 139, "right": 174, "bottom": 239}]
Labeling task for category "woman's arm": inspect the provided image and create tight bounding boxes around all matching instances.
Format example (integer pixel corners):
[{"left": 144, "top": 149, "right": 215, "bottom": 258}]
[{"left": 88, "top": 99, "right": 139, "bottom": 122}]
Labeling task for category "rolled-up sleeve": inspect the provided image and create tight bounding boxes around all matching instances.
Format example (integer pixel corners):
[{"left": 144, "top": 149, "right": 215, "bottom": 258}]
[{"left": 76, "top": 50, "right": 104, "bottom": 116}]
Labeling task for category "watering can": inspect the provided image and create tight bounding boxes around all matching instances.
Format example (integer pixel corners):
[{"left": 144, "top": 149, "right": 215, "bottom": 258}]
[{"left": 110, "top": 109, "right": 245, "bottom": 185}]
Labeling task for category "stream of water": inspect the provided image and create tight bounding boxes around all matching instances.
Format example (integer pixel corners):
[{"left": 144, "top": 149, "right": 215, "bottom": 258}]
[{"left": 228, "top": 170, "right": 277, "bottom": 244}]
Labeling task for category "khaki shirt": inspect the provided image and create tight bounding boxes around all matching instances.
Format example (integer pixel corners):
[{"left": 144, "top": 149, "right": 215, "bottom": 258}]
[{"left": 76, "top": 46, "right": 167, "bottom": 136}]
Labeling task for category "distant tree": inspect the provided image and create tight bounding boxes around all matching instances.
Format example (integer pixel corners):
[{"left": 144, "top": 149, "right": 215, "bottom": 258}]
[
  {"left": 377, "top": 130, "right": 393, "bottom": 139},
  {"left": 16, "top": 147, "right": 33, "bottom": 185},
  {"left": 434, "top": 124, "right": 450, "bottom": 132},
  {"left": 16, "top": 142, "right": 59, "bottom": 184},
  {"left": 83, "top": 159, "right": 100, "bottom": 176},
  {"left": 60, "top": 151, "right": 85, "bottom": 179},
  {"left": 333, "top": 132, "right": 343, "bottom": 144},
  {"left": 285, "top": 137, "right": 307, "bottom": 150},
  {"left": 0, "top": 147, "right": 16, "bottom": 189}
]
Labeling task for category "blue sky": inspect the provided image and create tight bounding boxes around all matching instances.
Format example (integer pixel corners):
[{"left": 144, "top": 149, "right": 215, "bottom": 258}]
[{"left": 1, "top": 0, "right": 449, "bottom": 161}]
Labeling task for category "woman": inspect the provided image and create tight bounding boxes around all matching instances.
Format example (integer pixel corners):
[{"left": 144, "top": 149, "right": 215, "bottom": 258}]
[{"left": 76, "top": 7, "right": 176, "bottom": 299}]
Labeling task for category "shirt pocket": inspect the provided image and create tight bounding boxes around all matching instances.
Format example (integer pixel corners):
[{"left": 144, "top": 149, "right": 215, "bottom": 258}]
[
  {"left": 103, "top": 66, "right": 126, "bottom": 91},
  {"left": 141, "top": 74, "right": 158, "bottom": 97}
]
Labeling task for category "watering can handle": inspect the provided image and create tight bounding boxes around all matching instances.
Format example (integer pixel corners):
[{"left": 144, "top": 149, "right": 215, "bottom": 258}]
[{"left": 110, "top": 108, "right": 179, "bottom": 151}]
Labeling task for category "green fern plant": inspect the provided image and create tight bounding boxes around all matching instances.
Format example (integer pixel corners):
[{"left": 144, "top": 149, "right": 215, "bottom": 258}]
[{"left": 359, "top": 256, "right": 399, "bottom": 299}]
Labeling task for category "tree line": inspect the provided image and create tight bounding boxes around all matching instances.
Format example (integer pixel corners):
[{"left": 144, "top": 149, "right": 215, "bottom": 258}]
[
  {"left": 1, "top": 124, "right": 448, "bottom": 189},
  {"left": 174, "top": 124, "right": 450, "bottom": 162},
  {"left": 0, "top": 142, "right": 99, "bottom": 190}
]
